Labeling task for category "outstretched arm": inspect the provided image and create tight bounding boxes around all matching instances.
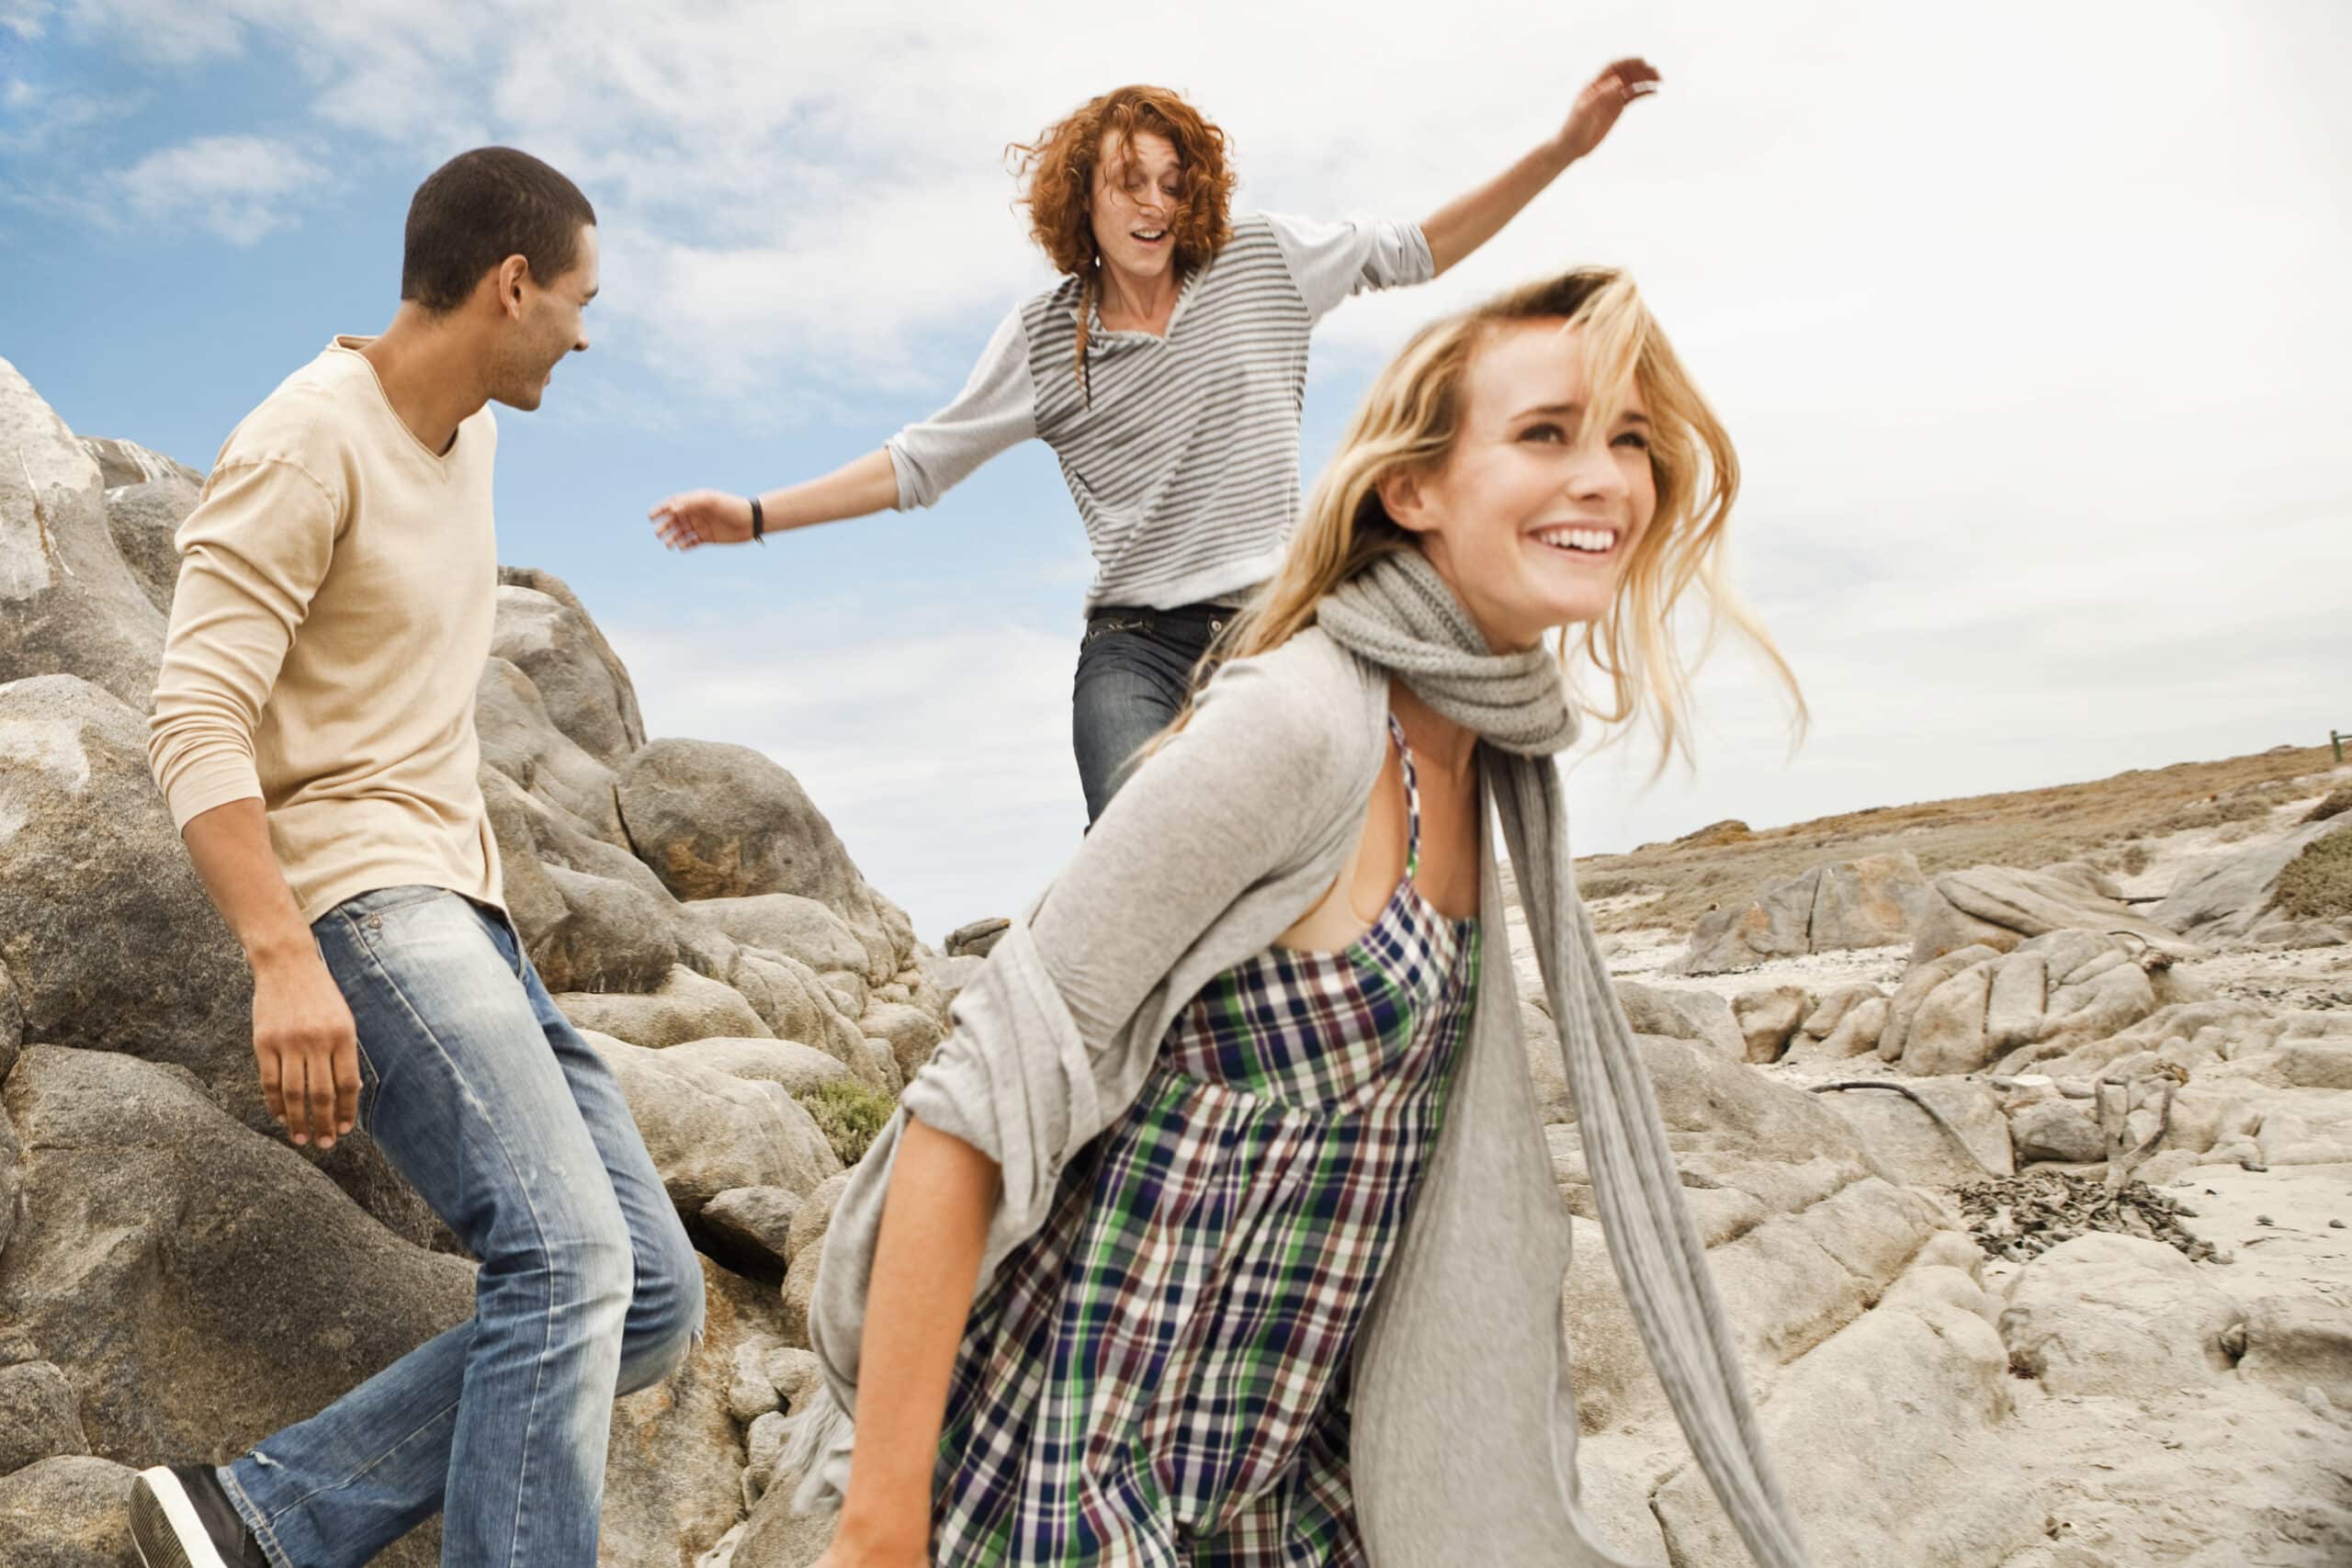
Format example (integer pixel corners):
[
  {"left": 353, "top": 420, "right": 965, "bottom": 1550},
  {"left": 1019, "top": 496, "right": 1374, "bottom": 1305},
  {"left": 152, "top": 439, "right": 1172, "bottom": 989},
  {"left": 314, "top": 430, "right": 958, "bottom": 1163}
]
[
  {"left": 649, "top": 448, "right": 898, "bottom": 550},
  {"left": 1422, "top": 56, "right": 1659, "bottom": 278},
  {"left": 649, "top": 309, "right": 1036, "bottom": 552}
]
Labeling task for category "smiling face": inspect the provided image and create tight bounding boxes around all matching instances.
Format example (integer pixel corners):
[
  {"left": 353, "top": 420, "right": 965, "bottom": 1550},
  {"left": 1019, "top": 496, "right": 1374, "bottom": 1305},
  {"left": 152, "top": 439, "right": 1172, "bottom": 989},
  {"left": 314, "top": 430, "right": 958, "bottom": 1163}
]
[
  {"left": 1087, "top": 129, "right": 1182, "bottom": 281},
  {"left": 488, "top": 221, "right": 598, "bottom": 412},
  {"left": 1383, "top": 318, "right": 1657, "bottom": 651}
]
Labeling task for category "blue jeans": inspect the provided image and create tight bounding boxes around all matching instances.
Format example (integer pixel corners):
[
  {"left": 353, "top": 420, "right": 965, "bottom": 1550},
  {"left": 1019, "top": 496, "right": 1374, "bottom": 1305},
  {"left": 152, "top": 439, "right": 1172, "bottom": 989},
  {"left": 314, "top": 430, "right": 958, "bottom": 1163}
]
[
  {"left": 1070, "top": 601, "right": 1237, "bottom": 823},
  {"left": 218, "top": 886, "right": 703, "bottom": 1567}
]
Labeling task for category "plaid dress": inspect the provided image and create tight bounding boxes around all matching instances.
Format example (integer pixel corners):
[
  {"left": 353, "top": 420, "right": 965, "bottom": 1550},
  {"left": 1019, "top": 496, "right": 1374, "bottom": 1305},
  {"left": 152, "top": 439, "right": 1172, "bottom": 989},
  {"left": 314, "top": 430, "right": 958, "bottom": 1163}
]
[{"left": 934, "top": 716, "right": 1482, "bottom": 1565}]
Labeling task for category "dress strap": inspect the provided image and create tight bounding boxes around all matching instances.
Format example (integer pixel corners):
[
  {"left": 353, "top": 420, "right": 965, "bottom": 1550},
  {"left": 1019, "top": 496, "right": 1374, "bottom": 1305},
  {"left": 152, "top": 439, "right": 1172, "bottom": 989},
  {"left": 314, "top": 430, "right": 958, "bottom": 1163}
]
[{"left": 1385, "top": 713, "right": 1421, "bottom": 882}]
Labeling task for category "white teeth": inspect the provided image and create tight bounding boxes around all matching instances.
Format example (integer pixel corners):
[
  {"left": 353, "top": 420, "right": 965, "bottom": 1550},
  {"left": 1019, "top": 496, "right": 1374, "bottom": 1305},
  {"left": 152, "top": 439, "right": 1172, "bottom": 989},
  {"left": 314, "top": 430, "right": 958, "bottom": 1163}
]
[{"left": 1533, "top": 526, "right": 1616, "bottom": 554}]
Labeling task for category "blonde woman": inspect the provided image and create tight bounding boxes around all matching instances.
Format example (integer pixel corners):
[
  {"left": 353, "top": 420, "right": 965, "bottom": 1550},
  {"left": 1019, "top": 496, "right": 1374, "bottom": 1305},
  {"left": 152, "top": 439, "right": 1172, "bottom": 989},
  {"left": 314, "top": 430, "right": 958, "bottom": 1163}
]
[
  {"left": 788, "top": 268, "right": 1811, "bottom": 1567},
  {"left": 650, "top": 63, "right": 1657, "bottom": 821}
]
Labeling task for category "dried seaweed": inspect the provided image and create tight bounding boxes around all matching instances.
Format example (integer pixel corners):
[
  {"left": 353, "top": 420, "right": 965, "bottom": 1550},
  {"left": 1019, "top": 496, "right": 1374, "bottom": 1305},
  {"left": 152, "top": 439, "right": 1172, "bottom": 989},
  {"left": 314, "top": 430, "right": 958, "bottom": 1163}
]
[{"left": 1955, "top": 1171, "right": 2223, "bottom": 1265}]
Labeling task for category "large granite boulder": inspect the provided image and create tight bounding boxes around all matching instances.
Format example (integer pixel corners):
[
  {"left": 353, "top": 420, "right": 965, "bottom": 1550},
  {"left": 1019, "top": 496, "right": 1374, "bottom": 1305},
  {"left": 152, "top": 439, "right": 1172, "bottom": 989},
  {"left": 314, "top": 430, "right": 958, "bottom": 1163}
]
[
  {"left": 1612, "top": 981, "right": 1745, "bottom": 1059},
  {"left": 0, "top": 1455, "right": 141, "bottom": 1568},
  {"left": 1677, "top": 852, "right": 1932, "bottom": 974},
  {"left": 690, "top": 893, "right": 880, "bottom": 987},
  {"left": 475, "top": 655, "right": 628, "bottom": 845},
  {"left": 1997, "top": 1233, "right": 2241, "bottom": 1397},
  {"left": 0, "top": 357, "right": 165, "bottom": 709},
  {"left": 582, "top": 1032, "right": 841, "bottom": 1215},
  {"left": 1909, "top": 863, "right": 2199, "bottom": 965},
  {"left": 1549, "top": 1036, "right": 1944, "bottom": 1433},
  {"left": 483, "top": 768, "right": 685, "bottom": 995},
  {"left": 0, "top": 676, "right": 251, "bottom": 1089},
  {"left": 1887, "top": 931, "right": 2163, "bottom": 1077},
  {"left": 616, "top": 739, "right": 914, "bottom": 981},
  {"left": 80, "top": 436, "right": 202, "bottom": 619},
  {"left": 0, "top": 1046, "right": 469, "bottom": 1566},
  {"left": 556, "top": 964, "right": 774, "bottom": 1049},
  {"left": 491, "top": 583, "right": 643, "bottom": 771}
]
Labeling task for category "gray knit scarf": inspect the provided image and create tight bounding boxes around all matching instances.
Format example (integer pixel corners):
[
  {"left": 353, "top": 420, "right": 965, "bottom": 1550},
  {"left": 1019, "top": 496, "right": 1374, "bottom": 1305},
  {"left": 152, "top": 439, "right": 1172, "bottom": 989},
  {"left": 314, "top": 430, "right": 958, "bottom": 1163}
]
[{"left": 1319, "top": 549, "right": 1810, "bottom": 1568}]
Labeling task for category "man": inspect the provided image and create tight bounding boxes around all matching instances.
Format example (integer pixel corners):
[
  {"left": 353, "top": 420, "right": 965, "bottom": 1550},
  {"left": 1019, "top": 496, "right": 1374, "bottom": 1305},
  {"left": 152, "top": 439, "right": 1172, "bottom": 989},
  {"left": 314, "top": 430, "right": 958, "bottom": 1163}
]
[{"left": 132, "top": 147, "right": 701, "bottom": 1568}]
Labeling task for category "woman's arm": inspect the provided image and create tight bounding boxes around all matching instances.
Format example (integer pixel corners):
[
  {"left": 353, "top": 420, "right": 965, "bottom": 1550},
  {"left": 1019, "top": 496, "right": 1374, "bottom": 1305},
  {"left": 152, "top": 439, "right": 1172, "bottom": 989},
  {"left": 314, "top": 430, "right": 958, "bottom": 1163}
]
[
  {"left": 649, "top": 449, "right": 897, "bottom": 550},
  {"left": 818, "top": 1119, "right": 999, "bottom": 1566},
  {"left": 648, "top": 309, "right": 1036, "bottom": 553},
  {"left": 1421, "top": 56, "right": 1659, "bottom": 277}
]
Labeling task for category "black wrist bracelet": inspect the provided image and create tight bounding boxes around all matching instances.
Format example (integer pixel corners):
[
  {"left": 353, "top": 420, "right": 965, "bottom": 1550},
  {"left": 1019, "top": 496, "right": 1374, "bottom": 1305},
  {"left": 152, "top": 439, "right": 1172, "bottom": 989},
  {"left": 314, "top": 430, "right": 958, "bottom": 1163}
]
[{"left": 749, "top": 496, "right": 765, "bottom": 544}]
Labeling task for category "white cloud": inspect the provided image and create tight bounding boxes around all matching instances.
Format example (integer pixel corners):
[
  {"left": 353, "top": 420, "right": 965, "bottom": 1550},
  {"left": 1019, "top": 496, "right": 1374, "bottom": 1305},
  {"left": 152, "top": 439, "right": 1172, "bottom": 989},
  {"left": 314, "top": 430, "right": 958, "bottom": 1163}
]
[{"left": 108, "top": 131, "right": 320, "bottom": 243}]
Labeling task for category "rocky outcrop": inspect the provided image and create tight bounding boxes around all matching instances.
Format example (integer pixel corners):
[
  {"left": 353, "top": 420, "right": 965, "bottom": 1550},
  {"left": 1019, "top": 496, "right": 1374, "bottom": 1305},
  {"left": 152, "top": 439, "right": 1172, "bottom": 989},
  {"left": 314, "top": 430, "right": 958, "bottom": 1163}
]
[
  {"left": 2153, "top": 817, "right": 2352, "bottom": 945},
  {"left": 0, "top": 358, "right": 165, "bottom": 709},
  {"left": 1909, "top": 862, "right": 2199, "bottom": 964},
  {"left": 1677, "top": 852, "right": 1932, "bottom": 973},
  {"left": 582, "top": 1032, "right": 842, "bottom": 1216},
  {"left": 1877, "top": 931, "right": 2168, "bottom": 1077}
]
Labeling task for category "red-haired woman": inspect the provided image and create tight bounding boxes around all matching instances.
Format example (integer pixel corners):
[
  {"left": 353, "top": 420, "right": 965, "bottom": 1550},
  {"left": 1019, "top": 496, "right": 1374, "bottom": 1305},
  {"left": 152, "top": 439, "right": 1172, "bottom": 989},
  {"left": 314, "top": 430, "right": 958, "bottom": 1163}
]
[{"left": 650, "top": 62, "right": 1657, "bottom": 820}]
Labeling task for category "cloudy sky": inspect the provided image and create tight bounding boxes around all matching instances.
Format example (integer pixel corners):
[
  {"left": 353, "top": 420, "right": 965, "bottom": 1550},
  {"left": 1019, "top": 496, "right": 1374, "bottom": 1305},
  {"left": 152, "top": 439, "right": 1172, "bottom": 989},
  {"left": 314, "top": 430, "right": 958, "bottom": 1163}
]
[{"left": 5, "top": 1, "right": 2346, "bottom": 941}]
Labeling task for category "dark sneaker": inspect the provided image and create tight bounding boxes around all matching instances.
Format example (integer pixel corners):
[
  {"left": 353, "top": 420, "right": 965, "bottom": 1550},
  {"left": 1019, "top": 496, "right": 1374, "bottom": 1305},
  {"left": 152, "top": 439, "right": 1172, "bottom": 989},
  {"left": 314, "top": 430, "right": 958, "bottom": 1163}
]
[{"left": 129, "top": 1465, "right": 268, "bottom": 1568}]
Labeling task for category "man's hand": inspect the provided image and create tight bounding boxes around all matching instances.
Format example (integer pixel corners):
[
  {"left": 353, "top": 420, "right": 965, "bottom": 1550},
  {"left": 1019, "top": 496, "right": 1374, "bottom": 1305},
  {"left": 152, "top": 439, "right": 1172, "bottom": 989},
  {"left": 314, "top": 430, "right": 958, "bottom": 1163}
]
[
  {"left": 252, "top": 945, "right": 361, "bottom": 1150},
  {"left": 1556, "top": 57, "right": 1661, "bottom": 164},
  {"left": 649, "top": 490, "right": 755, "bottom": 551}
]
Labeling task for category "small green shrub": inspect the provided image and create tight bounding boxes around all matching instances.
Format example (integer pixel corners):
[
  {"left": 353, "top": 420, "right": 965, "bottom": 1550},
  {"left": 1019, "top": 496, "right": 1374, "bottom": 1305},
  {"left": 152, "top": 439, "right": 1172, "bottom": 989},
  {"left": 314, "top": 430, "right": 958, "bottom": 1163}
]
[
  {"left": 2117, "top": 841, "right": 2152, "bottom": 876},
  {"left": 797, "top": 1079, "right": 897, "bottom": 1167},
  {"left": 2275, "top": 828, "right": 2352, "bottom": 919}
]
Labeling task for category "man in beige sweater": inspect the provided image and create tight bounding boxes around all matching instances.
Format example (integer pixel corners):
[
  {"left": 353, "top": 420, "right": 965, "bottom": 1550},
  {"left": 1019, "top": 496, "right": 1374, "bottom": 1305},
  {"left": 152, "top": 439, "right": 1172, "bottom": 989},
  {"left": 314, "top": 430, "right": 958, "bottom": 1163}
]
[{"left": 132, "top": 148, "right": 701, "bottom": 1568}]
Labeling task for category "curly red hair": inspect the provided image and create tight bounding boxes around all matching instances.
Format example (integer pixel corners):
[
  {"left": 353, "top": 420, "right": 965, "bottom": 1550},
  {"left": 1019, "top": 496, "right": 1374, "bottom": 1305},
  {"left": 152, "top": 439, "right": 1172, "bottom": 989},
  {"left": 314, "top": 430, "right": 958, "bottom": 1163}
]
[{"left": 1008, "top": 85, "right": 1238, "bottom": 393}]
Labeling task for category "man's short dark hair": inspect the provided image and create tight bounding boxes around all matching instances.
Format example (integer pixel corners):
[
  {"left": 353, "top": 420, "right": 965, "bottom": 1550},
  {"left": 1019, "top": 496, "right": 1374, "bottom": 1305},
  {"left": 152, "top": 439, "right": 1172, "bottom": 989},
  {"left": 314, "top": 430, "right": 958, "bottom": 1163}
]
[{"left": 401, "top": 147, "right": 596, "bottom": 314}]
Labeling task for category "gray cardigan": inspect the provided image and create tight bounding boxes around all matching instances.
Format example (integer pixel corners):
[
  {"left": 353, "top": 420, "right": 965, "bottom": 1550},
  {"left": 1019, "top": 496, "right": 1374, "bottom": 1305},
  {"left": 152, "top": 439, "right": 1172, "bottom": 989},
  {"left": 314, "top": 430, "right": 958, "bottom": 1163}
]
[{"left": 804, "top": 627, "right": 1645, "bottom": 1564}]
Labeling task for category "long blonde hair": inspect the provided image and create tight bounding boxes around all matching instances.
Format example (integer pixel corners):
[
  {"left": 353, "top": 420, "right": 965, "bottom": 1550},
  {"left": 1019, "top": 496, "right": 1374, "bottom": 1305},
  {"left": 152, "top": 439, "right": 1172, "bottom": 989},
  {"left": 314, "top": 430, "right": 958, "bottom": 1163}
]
[{"left": 1170, "top": 266, "right": 1803, "bottom": 772}]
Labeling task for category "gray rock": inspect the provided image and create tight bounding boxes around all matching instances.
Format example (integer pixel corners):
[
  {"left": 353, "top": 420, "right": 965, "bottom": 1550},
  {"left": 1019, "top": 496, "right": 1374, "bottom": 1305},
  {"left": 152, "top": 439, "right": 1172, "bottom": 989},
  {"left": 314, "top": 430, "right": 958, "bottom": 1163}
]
[
  {"left": 700, "top": 1186, "right": 803, "bottom": 1271},
  {"left": 1911, "top": 863, "right": 2199, "bottom": 965},
  {"left": 1612, "top": 981, "right": 1745, "bottom": 1059},
  {"left": 946, "top": 919, "right": 1010, "bottom": 959},
  {"left": 785, "top": 1173, "right": 852, "bottom": 1268},
  {"left": 691, "top": 893, "right": 878, "bottom": 984},
  {"left": 728, "top": 1339, "right": 785, "bottom": 1427},
  {"left": 665, "top": 1037, "right": 855, "bottom": 1098},
  {"left": 1679, "top": 852, "right": 1931, "bottom": 973},
  {"left": 0, "top": 957, "right": 21, "bottom": 1086},
  {"left": 1903, "top": 931, "right": 2161, "bottom": 1077},
  {"left": 861, "top": 1000, "right": 946, "bottom": 1084},
  {"left": 77, "top": 434, "right": 203, "bottom": 491},
  {"left": 0, "top": 676, "right": 251, "bottom": 1090},
  {"left": 0, "top": 1046, "right": 473, "bottom": 1484},
  {"left": 0, "top": 1455, "right": 139, "bottom": 1567},
  {"left": 482, "top": 768, "right": 681, "bottom": 995},
  {"left": 616, "top": 739, "right": 912, "bottom": 983},
  {"left": 1815, "top": 994, "right": 1889, "bottom": 1059},
  {"left": 474, "top": 657, "right": 627, "bottom": 845},
  {"left": 1998, "top": 1233, "right": 2239, "bottom": 1395},
  {"left": 1552, "top": 1036, "right": 1944, "bottom": 1434},
  {"left": 2235, "top": 1293, "right": 2352, "bottom": 1391},
  {"left": 1781, "top": 985, "right": 1886, "bottom": 1062},
  {"left": 582, "top": 1032, "right": 841, "bottom": 1213},
  {"left": 490, "top": 584, "right": 641, "bottom": 770},
  {"left": 763, "top": 1347, "right": 822, "bottom": 1413},
  {"left": 1816, "top": 1078, "right": 2014, "bottom": 1184},
  {"left": 2153, "top": 818, "right": 2351, "bottom": 943},
  {"left": 0, "top": 1360, "right": 88, "bottom": 1474},
  {"left": 2008, "top": 1098, "right": 2107, "bottom": 1164},
  {"left": 731, "top": 1476, "right": 836, "bottom": 1568},
  {"left": 1731, "top": 985, "right": 1809, "bottom": 1064},
  {"left": 1899, "top": 960, "right": 1997, "bottom": 1076},
  {"left": 0, "top": 358, "right": 166, "bottom": 709},
  {"left": 556, "top": 963, "right": 773, "bottom": 1049},
  {"left": 744, "top": 1409, "right": 792, "bottom": 1501},
  {"left": 495, "top": 567, "right": 646, "bottom": 761},
  {"left": 1878, "top": 942, "right": 2001, "bottom": 1064},
  {"left": 602, "top": 1256, "right": 777, "bottom": 1568},
  {"left": 97, "top": 476, "right": 200, "bottom": 615},
  {"left": 1648, "top": 1258, "right": 2036, "bottom": 1568}
]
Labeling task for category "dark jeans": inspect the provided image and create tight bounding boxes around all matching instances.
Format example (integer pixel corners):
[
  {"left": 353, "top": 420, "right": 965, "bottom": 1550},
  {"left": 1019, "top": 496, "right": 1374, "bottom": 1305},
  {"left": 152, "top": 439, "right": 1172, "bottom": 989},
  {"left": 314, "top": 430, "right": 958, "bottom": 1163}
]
[{"left": 1071, "top": 600, "right": 1238, "bottom": 823}]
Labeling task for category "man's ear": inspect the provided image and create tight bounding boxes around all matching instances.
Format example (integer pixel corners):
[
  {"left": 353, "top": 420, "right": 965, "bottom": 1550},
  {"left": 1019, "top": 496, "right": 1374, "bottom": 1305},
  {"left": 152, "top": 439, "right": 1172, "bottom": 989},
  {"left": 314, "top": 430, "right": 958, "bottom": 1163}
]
[{"left": 493, "top": 254, "right": 530, "bottom": 321}]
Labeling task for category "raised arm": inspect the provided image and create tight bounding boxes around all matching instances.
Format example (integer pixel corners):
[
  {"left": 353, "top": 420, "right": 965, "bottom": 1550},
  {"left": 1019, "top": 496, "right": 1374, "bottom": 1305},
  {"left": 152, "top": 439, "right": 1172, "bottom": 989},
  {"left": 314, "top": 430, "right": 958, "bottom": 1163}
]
[
  {"left": 650, "top": 309, "right": 1037, "bottom": 552},
  {"left": 1421, "top": 56, "right": 1659, "bottom": 278}
]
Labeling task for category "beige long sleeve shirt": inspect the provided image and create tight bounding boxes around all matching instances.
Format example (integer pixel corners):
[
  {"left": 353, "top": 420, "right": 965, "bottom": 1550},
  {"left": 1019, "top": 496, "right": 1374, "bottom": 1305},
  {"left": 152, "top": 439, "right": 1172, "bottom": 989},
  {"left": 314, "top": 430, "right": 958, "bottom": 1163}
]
[{"left": 148, "top": 337, "right": 504, "bottom": 923}]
